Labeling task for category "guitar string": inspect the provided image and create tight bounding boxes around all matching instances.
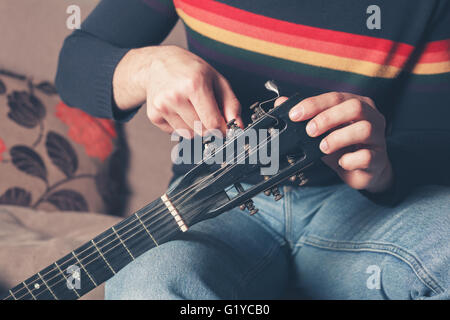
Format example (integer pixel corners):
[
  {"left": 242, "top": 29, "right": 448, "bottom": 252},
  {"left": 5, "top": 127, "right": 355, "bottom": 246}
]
[
  {"left": 6, "top": 125, "right": 279, "bottom": 300},
  {"left": 9, "top": 161, "right": 235, "bottom": 300},
  {"left": 8, "top": 129, "right": 279, "bottom": 300},
  {"left": 6, "top": 127, "right": 258, "bottom": 298},
  {"left": 3, "top": 175, "right": 207, "bottom": 300}
]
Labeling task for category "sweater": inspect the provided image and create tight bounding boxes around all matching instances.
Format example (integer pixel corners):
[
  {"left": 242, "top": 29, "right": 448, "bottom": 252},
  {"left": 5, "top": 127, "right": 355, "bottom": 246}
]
[{"left": 55, "top": 0, "right": 450, "bottom": 206}]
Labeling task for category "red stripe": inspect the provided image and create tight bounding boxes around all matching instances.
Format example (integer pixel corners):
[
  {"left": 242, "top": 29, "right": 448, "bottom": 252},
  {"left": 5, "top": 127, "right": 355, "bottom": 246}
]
[
  {"left": 177, "top": 0, "right": 415, "bottom": 56},
  {"left": 178, "top": 0, "right": 411, "bottom": 68},
  {"left": 418, "top": 39, "right": 450, "bottom": 63}
]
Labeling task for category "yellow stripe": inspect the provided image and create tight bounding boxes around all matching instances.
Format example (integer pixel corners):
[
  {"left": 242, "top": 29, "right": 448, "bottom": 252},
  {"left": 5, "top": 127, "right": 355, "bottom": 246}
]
[
  {"left": 412, "top": 61, "right": 450, "bottom": 75},
  {"left": 178, "top": 9, "right": 401, "bottom": 79}
]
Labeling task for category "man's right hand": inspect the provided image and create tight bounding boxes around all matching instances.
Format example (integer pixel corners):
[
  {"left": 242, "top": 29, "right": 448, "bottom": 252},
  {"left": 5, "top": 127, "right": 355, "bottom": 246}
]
[{"left": 113, "top": 45, "right": 242, "bottom": 138}]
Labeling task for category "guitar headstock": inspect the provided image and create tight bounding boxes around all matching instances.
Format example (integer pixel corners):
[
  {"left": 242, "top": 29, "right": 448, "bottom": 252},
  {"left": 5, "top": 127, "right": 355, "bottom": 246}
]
[{"left": 166, "top": 81, "right": 325, "bottom": 228}]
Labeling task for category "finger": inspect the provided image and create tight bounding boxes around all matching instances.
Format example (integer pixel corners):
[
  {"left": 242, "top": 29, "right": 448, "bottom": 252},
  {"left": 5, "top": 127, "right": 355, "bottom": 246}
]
[
  {"left": 173, "top": 98, "right": 205, "bottom": 136},
  {"left": 306, "top": 98, "right": 381, "bottom": 137},
  {"left": 274, "top": 96, "right": 289, "bottom": 108},
  {"left": 163, "top": 113, "right": 194, "bottom": 139},
  {"left": 338, "top": 148, "right": 376, "bottom": 171},
  {"left": 320, "top": 120, "right": 377, "bottom": 154},
  {"left": 146, "top": 105, "right": 173, "bottom": 133},
  {"left": 214, "top": 75, "right": 243, "bottom": 128},
  {"left": 190, "top": 79, "right": 227, "bottom": 133},
  {"left": 289, "top": 91, "right": 377, "bottom": 122}
]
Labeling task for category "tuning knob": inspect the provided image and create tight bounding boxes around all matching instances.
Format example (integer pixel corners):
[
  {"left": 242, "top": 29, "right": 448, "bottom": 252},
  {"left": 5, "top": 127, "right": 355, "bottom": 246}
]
[
  {"left": 297, "top": 172, "right": 309, "bottom": 186},
  {"left": 226, "top": 119, "right": 239, "bottom": 140},
  {"left": 250, "top": 101, "right": 264, "bottom": 122},
  {"left": 271, "top": 186, "right": 283, "bottom": 201},
  {"left": 287, "top": 156, "right": 296, "bottom": 165},
  {"left": 240, "top": 200, "right": 258, "bottom": 215}
]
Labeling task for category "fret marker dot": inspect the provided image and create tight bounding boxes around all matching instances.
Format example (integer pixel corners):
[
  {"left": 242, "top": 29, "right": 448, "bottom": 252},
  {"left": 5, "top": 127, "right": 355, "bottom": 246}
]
[{"left": 34, "top": 283, "right": 40, "bottom": 289}]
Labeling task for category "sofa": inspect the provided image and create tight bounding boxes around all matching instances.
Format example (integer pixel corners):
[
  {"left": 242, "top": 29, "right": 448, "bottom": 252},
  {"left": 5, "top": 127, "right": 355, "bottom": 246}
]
[{"left": 0, "top": 0, "right": 187, "bottom": 299}]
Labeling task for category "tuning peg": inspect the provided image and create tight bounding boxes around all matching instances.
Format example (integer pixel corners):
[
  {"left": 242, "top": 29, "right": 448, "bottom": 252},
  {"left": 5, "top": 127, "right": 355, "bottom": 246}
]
[
  {"left": 297, "top": 172, "right": 309, "bottom": 186},
  {"left": 239, "top": 200, "right": 258, "bottom": 215},
  {"left": 249, "top": 101, "right": 264, "bottom": 122},
  {"left": 247, "top": 200, "right": 259, "bottom": 215},
  {"left": 226, "top": 119, "right": 239, "bottom": 140},
  {"left": 264, "top": 189, "right": 272, "bottom": 196},
  {"left": 287, "top": 156, "right": 296, "bottom": 165},
  {"left": 289, "top": 175, "right": 297, "bottom": 182},
  {"left": 227, "top": 119, "right": 238, "bottom": 129},
  {"left": 249, "top": 101, "right": 260, "bottom": 110},
  {"left": 271, "top": 186, "right": 283, "bottom": 201}
]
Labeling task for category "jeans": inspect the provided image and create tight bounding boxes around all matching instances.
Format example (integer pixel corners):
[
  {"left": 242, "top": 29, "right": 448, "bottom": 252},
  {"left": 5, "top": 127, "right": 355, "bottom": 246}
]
[{"left": 105, "top": 183, "right": 450, "bottom": 300}]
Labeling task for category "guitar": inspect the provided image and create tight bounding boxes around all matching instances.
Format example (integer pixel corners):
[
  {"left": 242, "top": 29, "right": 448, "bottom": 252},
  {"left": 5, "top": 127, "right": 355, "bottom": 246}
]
[{"left": 1, "top": 81, "right": 325, "bottom": 300}]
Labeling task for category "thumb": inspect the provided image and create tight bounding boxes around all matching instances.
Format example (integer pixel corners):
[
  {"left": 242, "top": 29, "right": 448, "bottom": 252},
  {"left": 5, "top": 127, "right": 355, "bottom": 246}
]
[{"left": 214, "top": 75, "right": 243, "bottom": 128}]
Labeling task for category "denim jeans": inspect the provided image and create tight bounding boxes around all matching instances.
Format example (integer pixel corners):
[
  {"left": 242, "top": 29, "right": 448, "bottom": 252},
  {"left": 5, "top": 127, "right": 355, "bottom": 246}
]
[{"left": 105, "top": 183, "right": 449, "bottom": 300}]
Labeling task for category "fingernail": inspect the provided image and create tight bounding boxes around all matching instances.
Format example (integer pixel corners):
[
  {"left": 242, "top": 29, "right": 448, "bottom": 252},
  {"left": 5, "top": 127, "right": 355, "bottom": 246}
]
[
  {"left": 320, "top": 139, "right": 329, "bottom": 153},
  {"left": 306, "top": 121, "right": 317, "bottom": 136},
  {"left": 289, "top": 107, "right": 303, "bottom": 121}
]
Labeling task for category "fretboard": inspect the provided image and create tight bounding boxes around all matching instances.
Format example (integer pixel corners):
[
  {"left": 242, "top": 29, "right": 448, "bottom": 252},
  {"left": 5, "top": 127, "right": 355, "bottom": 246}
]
[{"left": 2, "top": 197, "right": 180, "bottom": 300}]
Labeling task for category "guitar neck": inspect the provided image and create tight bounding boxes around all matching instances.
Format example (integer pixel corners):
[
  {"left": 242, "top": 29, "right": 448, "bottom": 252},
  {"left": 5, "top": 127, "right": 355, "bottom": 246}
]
[{"left": 2, "top": 197, "right": 180, "bottom": 300}]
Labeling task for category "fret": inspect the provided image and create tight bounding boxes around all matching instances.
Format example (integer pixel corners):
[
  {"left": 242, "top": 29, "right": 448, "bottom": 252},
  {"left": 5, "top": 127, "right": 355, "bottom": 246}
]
[
  {"left": 8, "top": 289, "right": 17, "bottom": 300},
  {"left": 92, "top": 228, "right": 134, "bottom": 274},
  {"left": 37, "top": 272, "right": 58, "bottom": 300},
  {"left": 52, "top": 253, "right": 95, "bottom": 299},
  {"left": 112, "top": 226, "right": 135, "bottom": 260},
  {"left": 7, "top": 283, "right": 31, "bottom": 300},
  {"left": 91, "top": 239, "right": 116, "bottom": 274},
  {"left": 54, "top": 262, "right": 81, "bottom": 299},
  {"left": 71, "top": 250, "right": 98, "bottom": 287},
  {"left": 1, "top": 196, "right": 184, "bottom": 300},
  {"left": 135, "top": 213, "right": 159, "bottom": 247},
  {"left": 22, "top": 281, "right": 37, "bottom": 300}
]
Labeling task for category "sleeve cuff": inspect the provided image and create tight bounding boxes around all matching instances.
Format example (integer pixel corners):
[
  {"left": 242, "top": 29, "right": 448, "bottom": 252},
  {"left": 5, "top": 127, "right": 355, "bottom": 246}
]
[
  {"left": 93, "top": 45, "right": 137, "bottom": 121},
  {"left": 359, "top": 138, "right": 415, "bottom": 207}
]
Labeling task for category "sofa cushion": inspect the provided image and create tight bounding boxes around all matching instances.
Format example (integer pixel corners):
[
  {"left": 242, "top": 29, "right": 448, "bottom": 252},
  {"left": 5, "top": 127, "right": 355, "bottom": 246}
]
[
  {"left": 0, "top": 69, "right": 128, "bottom": 215},
  {"left": 0, "top": 204, "right": 121, "bottom": 300}
]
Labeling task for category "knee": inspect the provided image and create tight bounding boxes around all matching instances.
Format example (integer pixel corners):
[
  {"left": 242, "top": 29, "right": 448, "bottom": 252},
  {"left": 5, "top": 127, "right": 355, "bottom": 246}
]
[
  {"left": 379, "top": 255, "right": 449, "bottom": 300},
  {"left": 105, "top": 239, "right": 238, "bottom": 300}
]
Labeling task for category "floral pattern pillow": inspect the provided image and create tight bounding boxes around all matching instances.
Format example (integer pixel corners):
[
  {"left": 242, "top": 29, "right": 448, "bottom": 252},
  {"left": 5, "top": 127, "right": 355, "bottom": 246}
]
[{"left": 0, "top": 69, "right": 128, "bottom": 215}]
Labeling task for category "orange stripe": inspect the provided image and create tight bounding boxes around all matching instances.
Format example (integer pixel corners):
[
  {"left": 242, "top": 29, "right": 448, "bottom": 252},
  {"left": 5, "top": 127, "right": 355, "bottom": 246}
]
[
  {"left": 178, "top": 0, "right": 410, "bottom": 68},
  {"left": 177, "top": 8, "right": 402, "bottom": 78},
  {"left": 176, "top": 0, "right": 414, "bottom": 55}
]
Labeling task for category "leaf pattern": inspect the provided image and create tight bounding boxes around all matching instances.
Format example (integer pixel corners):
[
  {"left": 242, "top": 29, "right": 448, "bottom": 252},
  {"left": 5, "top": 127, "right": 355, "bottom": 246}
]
[
  {"left": 46, "top": 131, "right": 78, "bottom": 177},
  {"left": 45, "top": 189, "right": 88, "bottom": 212},
  {"left": 0, "top": 188, "right": 32, "bottom": 206},
  {"left": 7, "top": 91, "right": 46, "bottom": 128},
  {"left": 0, "top": 70, "right": 125, "bottom": 214},
  {"left": 0, "top": 79, "right": 6, "bottom": 95},
  {"left": 35, "top": 81, "right": 58, "bottom": 95},
  {"left": 10, "top": 146, "right": 47, "bottom": 182}
]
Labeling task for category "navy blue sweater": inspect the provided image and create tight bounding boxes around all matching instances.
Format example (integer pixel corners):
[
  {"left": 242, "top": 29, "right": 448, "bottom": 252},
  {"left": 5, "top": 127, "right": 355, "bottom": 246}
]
[{"left": 56, "top": 0, "right": 450, "bottom": 205}]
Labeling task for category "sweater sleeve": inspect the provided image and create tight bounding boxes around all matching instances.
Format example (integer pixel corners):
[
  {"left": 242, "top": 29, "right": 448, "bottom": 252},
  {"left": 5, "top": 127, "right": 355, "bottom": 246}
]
[
  {"left": 55, "top": 0, "right": 178, "bottom": 121},
  {"left": 361, "top": 1, "right": 450, "bottom": 206}
]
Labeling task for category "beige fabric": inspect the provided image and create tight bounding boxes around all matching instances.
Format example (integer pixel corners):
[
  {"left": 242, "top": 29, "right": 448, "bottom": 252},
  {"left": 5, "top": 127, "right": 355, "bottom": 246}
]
[
  {"left": 0, "top": 205, "right": 121, "bottom": 299},
  {"left": 0, "top": 0, "right": 187, "bottom": 211},
  {"left": 0, "top": 1, "right": 188, "bottom": 300}
]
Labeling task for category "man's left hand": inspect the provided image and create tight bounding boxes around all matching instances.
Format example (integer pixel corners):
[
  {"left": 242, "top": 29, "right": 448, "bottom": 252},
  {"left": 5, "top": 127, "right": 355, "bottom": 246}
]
[{"left": 281, "top": 91, "right": 393, "bottom": 193}]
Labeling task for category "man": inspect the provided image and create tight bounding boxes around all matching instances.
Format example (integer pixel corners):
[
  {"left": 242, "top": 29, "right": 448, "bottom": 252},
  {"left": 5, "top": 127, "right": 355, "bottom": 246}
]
[{"left": 56, "top": 0, "right": 449, "bottom": 299}]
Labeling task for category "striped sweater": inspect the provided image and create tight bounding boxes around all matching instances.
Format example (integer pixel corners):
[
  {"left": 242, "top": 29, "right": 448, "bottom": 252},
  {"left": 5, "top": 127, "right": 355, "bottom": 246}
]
[{"left": 55, "top": 0, "right": 450, "bottom": 205}]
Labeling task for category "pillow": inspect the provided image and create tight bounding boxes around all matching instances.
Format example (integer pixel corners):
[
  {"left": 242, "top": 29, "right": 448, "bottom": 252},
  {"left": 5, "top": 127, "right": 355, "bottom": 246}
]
[{"left": 0, "top": 69, "right": 129, "bottom": 215}]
